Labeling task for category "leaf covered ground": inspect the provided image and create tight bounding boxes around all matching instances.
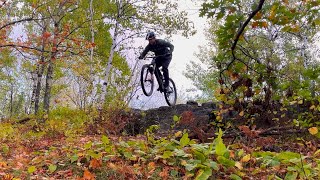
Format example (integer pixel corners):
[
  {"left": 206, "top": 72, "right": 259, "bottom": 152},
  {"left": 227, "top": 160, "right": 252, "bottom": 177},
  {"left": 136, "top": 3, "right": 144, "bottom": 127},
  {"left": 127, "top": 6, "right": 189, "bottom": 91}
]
[{"left": 0, "top": 114, "right": 320, "bottom": 180}]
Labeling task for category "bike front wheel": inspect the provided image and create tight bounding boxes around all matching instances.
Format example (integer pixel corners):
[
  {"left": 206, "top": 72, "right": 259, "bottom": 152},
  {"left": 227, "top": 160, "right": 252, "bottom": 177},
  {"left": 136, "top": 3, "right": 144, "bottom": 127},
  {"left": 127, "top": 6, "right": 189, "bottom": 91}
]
[
  {"left": 140, "top": 64, "right": 154, "bottom": 96},
  {"left": 164, "top": 78, "right": 177, "bottom": 106}
]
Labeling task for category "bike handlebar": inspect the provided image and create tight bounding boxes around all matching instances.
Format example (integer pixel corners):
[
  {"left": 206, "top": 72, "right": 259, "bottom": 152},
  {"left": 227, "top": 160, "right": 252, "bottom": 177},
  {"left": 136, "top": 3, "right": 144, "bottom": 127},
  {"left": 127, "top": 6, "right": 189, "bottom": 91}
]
[{"left": 142, "top": 53, "right": 172, "bottom": 59}]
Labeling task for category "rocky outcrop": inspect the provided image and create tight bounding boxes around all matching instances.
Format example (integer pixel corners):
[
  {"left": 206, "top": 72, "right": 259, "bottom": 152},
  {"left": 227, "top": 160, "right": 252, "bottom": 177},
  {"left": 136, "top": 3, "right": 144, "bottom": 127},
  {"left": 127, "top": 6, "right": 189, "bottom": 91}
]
[
  {"left": 120, "top": 99, "right": 320, "bottom": 142},
  {"left": 127, "top": 101, "right": 217, "bottom": 136}
]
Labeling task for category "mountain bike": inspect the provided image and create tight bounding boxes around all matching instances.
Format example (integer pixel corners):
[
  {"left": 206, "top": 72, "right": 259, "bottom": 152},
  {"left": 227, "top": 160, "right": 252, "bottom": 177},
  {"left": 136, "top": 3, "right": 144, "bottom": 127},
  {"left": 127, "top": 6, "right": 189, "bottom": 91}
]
[{"left": 140, "top": 55, "right": 177, "bottom": 106}]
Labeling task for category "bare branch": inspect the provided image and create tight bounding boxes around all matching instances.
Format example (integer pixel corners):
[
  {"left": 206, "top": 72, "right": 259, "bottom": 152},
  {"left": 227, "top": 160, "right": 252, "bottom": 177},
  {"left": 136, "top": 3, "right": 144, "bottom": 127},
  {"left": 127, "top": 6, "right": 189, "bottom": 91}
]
[{"left": 231, "top": 0, "right": 265, "bottom": 51}]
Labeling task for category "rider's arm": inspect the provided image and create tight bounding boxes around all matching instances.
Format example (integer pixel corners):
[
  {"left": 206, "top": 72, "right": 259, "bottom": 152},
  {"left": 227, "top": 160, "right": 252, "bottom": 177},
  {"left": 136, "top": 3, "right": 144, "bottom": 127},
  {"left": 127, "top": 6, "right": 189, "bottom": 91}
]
[
  {"left": 139, "top": 45, "right": 150, "bottom": 59},
  {"left": 167, "top": 41, "right": 174, "bottom": 54},
  {"left": 159, "top": 39, "right": 174, "bottom": 54}
]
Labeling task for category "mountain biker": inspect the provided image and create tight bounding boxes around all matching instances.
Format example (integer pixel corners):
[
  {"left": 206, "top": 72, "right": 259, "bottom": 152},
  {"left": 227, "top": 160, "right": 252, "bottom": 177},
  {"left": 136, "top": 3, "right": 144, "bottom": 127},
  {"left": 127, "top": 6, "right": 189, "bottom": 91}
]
[{"left": 139, "top": 32, "right": 174, "bottom": 92}]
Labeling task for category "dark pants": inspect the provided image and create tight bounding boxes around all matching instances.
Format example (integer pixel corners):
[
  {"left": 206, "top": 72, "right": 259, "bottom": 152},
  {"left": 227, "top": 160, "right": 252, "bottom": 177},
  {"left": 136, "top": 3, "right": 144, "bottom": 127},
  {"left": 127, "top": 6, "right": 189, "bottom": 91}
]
[{"left": 155, "top": 55, "right": 171, "bottom": 87}]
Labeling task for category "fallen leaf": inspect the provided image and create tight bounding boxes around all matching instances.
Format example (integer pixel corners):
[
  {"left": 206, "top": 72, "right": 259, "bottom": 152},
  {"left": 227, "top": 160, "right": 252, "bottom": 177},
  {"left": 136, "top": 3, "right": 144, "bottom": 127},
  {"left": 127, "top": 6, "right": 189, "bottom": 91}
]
[
  {"left": 241, "top": 154, "right": 251, "bottom": 163},
  {"left": 235, "top": 162, "right": 243, "bottom": 170},
  {"left": 308, "top": 127, "right": 318, "bottom": 135},
  {"left": 175, "top": 131, "right": 182, "bottom": 137},
  {"left": 239, "top": 111, "right": 244, "bottom": 117},
  {"left": 159, "top": 167, "right": 169, "bottom": 179},
  {"left": 89, "top": 159, "right": 102, "bottom": 169},
  {"left": 0, "top": 161, "right": 7, "bottom": 168},
  {"left": 108, "top": 162, "right": 117, "bottom": 170},
  {"left": 83, "top": 169, "right": 95, "bottom": 180},
  {"left": 310, "top": 105, "right": 316, "bottom": 110},
  {"left": 28, "top": 166, "right": 37, "bottom": 174}
]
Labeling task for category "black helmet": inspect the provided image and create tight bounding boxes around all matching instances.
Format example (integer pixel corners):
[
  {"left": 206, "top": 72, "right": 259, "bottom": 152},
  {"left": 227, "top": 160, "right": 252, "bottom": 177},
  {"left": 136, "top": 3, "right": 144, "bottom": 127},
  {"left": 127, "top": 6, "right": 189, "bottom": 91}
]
[{"left": 146, "top": 31, "right": 155, "bottom": 40}]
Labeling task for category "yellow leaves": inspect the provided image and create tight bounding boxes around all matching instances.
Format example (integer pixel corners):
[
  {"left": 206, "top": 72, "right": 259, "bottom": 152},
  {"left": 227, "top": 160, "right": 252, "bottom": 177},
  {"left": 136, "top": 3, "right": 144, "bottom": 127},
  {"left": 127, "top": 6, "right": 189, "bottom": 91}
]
[
  {"left": 180, "top": 160, "right": 187, "bottom": 166},
  {"left": 290, "top": 99, "right": 303, "bottom": 105},
  {"left": 235, "top": 161, "right": 243, "bottom": 170},
  {"left": 269, "top": 5, "right": 277, "bottom": 20},
  {"left": 291, "top": 25, "right": 300, "bottom": 33},
  {"left": 175, "top": 131, "right": 182, "bottom": 138},
  {"left": 310, "top": 105, "right": 316, "bottom": 110},
  {"left": 239, "top": 35, "right": 245, "bottom": 41},
  {"left": 283, "top": 0, "right": 289, "bottom": 5},
  {"left": 216, "top": 115, "right": 222, "bottom": 121},
  {"left": 254, "top": 88, "right": 261, "bottom": 95},
  {"left": 27, "top": 166, "right": 37, "bottom": 174},
  {"left": 239, "top": 111, "right": 244, "bottom": 117},
  {"left": 241, "top": 154, "right": 251, "bottom": 163},
  {"left": 254, "top": 12, "right": 263, "bottom": 20},
  {"left": 308, "top": 127, "right": 318, "bottom": 135},
  {"left": 298, "top": 100, "right": 303, "bottom": 104}
]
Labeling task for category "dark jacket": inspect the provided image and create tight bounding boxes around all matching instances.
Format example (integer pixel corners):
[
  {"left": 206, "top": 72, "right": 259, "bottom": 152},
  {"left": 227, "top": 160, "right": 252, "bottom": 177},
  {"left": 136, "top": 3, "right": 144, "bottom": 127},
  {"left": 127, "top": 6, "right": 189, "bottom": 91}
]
[{"left": 140, "top": 39, "right": 174, "bottom": 58}]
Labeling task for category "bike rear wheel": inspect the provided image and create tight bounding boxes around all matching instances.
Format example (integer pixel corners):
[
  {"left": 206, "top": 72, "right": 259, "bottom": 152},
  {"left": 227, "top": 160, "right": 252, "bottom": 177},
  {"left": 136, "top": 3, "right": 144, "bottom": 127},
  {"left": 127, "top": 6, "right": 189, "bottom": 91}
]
[
  {"left": 164, "top": 78, "right": 177, "bottom": 106},
  {"left": 140, "top": 64, "right": 154, "bottom": 96}
]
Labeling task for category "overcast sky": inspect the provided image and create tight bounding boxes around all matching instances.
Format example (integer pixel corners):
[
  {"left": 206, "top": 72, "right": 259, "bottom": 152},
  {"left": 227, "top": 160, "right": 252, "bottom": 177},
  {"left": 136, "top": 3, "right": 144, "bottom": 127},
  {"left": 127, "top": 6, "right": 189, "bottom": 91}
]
[
  {"left": 170, "top": 0, "right": 206, "bottom": 96},
  {"left": 130, "top": 0, "right": 209, "bottom": 109}
]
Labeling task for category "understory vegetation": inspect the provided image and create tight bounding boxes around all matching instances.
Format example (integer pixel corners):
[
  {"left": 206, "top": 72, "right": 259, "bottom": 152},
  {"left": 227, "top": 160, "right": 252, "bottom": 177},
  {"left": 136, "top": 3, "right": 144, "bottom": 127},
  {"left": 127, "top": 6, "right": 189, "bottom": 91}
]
[{"left": 0, "top": 106, "right": 320, "bottom": 179}]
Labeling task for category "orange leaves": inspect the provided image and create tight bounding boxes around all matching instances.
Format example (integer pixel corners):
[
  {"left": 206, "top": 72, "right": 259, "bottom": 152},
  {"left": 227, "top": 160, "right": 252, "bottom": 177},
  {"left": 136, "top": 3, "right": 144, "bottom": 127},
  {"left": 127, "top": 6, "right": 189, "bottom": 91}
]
[
  {"left": 261, "top": 21, "right": 268, "bottom": 28},
  {"left": 79, "top": 169, "right": 95, "bottom": 180},
  {"left": 238, "top": 125, "right": 261, "bottom": 138},
  {"left": 282, "top": 0, "right": 289, "bottom": 5},
  {"left": 147, "top": 161, "right": 156, "bottom": 173},
  {"left": 89, "top": 159, "right": 102, "bottom": 169},
  {"left": 0, "top": 161, "right": 8, "bottom": 168},
  {"left": 0, "top": 174, "right": 14, "bottom": 180},
  {"left": 308, "top": 127, "right": 318, "bottom": 135},
  {"left": 251, "top": 21, "right": 259, "bottom": 28},
  {"left": 159, "top": 166, "right": 170, "bottom": 179},
  {"left": 251, "top": 21, "right": 268, "bottom": 29},
  {"left": 253, "top": 12, "right": 263, "bottom": 20},
  {"left": 42, "top": 31, "right": 51, "bottom": 39}
]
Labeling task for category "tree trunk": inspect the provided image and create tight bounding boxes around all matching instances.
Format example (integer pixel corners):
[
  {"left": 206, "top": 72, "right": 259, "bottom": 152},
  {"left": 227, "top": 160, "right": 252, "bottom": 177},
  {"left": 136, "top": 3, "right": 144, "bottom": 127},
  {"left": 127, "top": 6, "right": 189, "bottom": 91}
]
[
  {"left": 102, "top": 0, "right": 123, "bottom": 103},
  {"left": 34, "top": 62, "right": 45, "bottom": 114},
  {"left": 9, "top": 83, "right": 13, "bottom": 117},
  {"left": 43, "top": 60, "right": 54, "bottom": 114},
  {"left": 31, "top": 22, "right": 48, "bottom": 115},
  {"left": 43, "top": 21, "right": 58, "bottom": 114},
  {"left": 88, "top": 0, "right": 95, "bottom": 111}
]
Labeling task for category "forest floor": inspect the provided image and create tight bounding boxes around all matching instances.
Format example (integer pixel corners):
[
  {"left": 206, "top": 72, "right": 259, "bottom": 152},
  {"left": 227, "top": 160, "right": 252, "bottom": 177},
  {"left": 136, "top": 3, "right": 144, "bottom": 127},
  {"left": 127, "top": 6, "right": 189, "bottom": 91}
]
[{"left": 0, "top": 116, "right": 319, "bottom": 180}]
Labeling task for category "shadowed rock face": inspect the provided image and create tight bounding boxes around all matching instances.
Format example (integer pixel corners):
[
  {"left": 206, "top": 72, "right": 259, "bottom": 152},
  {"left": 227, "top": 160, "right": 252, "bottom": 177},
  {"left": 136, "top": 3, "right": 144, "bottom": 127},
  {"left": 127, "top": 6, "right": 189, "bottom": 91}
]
[
  {"left": 123, "top": 100, "right": 319, "bottom": 143},
  {"left": 126, "top": 101, "right": 217, "bottom": 135}
]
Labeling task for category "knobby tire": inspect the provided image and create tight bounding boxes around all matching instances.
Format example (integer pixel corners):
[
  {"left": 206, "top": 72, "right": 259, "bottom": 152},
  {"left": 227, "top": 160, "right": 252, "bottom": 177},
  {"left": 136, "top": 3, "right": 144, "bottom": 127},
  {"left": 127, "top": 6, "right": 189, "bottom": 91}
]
[
  {"left": 140, "top": 64, "right": 154, "bottom": 96},
  {"left": 164, "top": 78, "right": 177, "bottom": 106}
]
